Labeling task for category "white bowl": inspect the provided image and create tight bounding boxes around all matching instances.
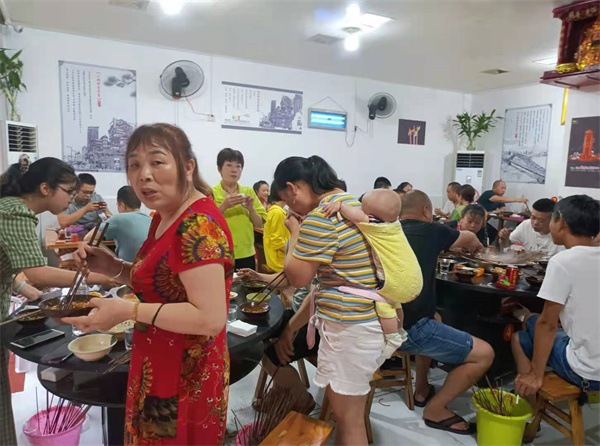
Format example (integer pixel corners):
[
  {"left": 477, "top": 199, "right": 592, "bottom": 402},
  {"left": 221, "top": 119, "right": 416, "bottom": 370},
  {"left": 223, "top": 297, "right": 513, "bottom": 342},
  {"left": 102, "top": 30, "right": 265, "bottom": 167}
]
[
  {"left": 230, "top": 291, "right": 238, "bottom": 300},
  {"left": 68, "top": 334, "right": 117, "bottom": 362}
]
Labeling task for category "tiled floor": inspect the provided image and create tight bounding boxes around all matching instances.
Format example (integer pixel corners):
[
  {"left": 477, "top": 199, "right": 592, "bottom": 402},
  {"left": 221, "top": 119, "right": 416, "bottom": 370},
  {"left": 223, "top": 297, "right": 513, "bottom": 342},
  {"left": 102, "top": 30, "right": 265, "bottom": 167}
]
[{"left": 11, "top": 362, "right": 600, "bottom": 445}]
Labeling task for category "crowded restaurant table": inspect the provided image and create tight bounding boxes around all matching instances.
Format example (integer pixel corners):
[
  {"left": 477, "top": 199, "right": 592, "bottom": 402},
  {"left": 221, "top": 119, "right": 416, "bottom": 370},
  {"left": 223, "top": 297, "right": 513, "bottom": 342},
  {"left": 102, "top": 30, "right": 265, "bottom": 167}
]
[
  {"left": 44, "top": 227, "right": 115, "bottom": 251},
  {"left": 2, "top": 282, "right": 284, "bottom": 446}
]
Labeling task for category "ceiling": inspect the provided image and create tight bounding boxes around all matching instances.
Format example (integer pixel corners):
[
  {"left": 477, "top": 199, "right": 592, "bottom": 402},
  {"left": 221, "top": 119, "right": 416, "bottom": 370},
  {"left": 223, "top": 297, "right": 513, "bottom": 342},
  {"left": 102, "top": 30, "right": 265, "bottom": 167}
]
[{"left": 5, "top": 0, "right": 565, "bottom": 93}]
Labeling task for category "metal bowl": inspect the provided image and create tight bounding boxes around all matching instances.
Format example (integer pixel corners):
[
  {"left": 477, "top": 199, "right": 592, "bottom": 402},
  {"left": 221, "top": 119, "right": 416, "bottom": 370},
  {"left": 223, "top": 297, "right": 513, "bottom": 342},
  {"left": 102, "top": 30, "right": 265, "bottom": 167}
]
[
  {"left": 242, "top": 281, "right": 268, "bottom": 294},
  {"left": 38, "top": 295, "right": 95, "bottom": 318},
  {"left": 525, "top": 276, "right": 544, "bottom": 289},
  {"left": 240, "top": 302, "right": 270, "bottom": 321}
]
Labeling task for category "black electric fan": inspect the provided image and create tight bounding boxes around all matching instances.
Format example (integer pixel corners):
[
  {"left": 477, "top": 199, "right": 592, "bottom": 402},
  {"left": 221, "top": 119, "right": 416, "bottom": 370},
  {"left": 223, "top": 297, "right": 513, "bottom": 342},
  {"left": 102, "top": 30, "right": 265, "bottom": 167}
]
[
  {"left": 367, "top": 92, "right": 397, "bottom": 120},
  {"left": 159, "top": 60, "right": 205, "bottom": 99}
]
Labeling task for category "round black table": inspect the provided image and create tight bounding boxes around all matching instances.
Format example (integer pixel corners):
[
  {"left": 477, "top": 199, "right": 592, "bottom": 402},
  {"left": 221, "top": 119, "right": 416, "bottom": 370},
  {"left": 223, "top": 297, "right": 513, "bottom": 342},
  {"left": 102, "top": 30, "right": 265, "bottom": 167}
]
[
  {"left": 435, "top": 271, "right": 542, "bottom": 380},
  {"left": 2, "top": 283, "right": 284, "bottom": 445}
]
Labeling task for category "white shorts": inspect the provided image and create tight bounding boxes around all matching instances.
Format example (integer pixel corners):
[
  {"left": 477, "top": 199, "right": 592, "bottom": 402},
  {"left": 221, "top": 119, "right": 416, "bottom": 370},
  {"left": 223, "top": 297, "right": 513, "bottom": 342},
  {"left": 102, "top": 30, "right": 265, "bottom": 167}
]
[{"left": 313, "top": 318, "right": 385, "bottom": 396}]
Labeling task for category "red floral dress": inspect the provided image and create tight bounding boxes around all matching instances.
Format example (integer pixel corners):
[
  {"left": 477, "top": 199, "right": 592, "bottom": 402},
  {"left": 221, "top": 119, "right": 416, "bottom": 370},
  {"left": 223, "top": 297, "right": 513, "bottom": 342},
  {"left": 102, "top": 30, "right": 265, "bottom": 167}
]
[{"left": 124, "top": 198, "right": 233, "bottom": 445}]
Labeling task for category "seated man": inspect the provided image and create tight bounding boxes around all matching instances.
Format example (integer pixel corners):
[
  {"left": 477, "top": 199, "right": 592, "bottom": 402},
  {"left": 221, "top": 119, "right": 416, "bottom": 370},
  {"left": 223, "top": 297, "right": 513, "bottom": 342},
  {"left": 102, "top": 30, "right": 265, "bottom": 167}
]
[
  {"left": 498, "top": 198, "right": 564, "bottom": 257},
  {"left": 58, "top": 173, "right": 112, "bottom": 229},
  {"left": 478, "top": 180, "right": 528, "bottom": 212},
  {"left": 512, "top": 195, "right": 600, "bottom": 397},
  {"left": 399, "top": 190, "right": 494, "bottom": 435},
  {"left": 84, "top": 186, "right": 151, "bottom": 262},
  {"left": 435, "top": 182, "right": 461, "bottom": 218},
  {"left": 449, "top": 204, "right": 491, "bottom": 246}
]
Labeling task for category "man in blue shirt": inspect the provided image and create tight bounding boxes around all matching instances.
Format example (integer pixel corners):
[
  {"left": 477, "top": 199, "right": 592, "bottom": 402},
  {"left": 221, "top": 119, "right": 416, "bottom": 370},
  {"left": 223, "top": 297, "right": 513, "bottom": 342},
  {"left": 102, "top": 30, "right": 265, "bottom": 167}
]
[
  {"left": 85, "top": 186, "right": 151, "bottom": 262},
  {"left": 58, "top": 173, "right": 112, "bottom": 229}
]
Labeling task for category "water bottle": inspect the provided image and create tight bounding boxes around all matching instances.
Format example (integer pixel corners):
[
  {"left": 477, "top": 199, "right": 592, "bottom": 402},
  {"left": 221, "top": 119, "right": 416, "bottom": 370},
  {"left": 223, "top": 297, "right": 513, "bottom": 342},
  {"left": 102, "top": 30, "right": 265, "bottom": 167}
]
[{"left": 72, "top": 278, "right": 90, "bottom": 337}]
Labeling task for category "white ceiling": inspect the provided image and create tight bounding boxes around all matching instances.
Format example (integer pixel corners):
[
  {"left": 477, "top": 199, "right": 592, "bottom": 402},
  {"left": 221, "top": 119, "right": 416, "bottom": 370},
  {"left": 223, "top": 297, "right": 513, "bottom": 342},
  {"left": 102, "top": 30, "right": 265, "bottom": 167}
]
[{"left": 6, "top": 0, "right": 565, "bottom": 93}]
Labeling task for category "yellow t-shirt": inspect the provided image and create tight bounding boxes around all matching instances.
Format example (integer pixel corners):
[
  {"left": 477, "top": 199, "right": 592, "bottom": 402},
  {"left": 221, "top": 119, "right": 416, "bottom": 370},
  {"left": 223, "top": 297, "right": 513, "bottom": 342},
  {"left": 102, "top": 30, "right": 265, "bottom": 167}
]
[
  {"left": 212, "top": 182, "right": 267, "bottom": 260},
  {"left": 264, "top": 204, "right": 289, "bottom": 272}
]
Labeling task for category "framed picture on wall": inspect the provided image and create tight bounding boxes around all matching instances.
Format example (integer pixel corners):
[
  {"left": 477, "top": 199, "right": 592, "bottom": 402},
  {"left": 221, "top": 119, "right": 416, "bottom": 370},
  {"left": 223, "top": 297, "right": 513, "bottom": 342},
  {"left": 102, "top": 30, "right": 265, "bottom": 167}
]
[
  {"left": 565, "top": 116, "right": 600, "bottom": 189},
  {"left": 398, "top": 119, "right": 426, "bottom": 145}
]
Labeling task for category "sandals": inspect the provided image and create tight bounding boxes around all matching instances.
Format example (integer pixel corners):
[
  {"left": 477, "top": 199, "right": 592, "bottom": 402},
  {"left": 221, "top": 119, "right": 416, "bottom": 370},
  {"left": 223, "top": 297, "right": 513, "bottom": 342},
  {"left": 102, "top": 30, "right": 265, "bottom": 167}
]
[
  {"left": 424, "top": 414, "right": 476, "bottom": 435},
  {"left": 414, "top": 384, "right": 436, "bottom": 408}
]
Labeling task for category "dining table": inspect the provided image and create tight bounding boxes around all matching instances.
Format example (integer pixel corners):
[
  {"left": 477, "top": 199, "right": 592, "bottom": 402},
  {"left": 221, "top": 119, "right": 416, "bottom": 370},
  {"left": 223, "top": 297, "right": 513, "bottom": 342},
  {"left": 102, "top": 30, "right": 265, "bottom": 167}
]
[
  {"left": 2, "top": 282, "right": 284, "bottom": 445},
  {"left": 44, "top": 227, "right": 115, "bottom": 251}
]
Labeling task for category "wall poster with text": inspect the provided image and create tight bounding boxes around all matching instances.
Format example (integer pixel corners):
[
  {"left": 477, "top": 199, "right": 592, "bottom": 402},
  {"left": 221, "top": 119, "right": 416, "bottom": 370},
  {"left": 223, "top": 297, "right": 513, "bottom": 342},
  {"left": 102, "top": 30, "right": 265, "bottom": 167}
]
[
  {"left": 501, "top": 104, "right": 551, "bottom": 184},
  {"left": 565, "top": 116, "right": 600, "bottom": 189},
  {"left": 222, "top": 81, "right": 303, "bottom": 134},
  {"left": 59, "top": 61, "right": 136, "bottom": 172}
]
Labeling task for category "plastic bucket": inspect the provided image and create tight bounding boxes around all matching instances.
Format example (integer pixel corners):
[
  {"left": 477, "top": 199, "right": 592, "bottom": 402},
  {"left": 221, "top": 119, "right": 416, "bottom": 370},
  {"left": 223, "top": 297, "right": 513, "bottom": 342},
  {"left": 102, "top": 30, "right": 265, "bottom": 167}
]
[
  {"left": 472, "top": 389, "right": 532, "bottom": 446},
  {"left": 23, "top": 406, "right": 84, "bottom": 446},
  {"left": 236, "top": 422, "right": 254, "bottom": 446}
]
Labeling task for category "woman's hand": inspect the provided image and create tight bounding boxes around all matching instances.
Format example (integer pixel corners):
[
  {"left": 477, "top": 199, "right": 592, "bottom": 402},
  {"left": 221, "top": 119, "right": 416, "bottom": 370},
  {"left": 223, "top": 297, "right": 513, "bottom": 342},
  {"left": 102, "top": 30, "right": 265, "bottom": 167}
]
[
  {"left": 284, "top": 214, "right": 301, "bottom": 236},
  {"left": 274, "top": 324, "right": 296, "bottom": 365},
  {"left": 62, "top": 298, "right": 134, "bottom": 333},
  {"left": 74, "top": 244, "right": 121, "bottom": 277},
  {"left": 237, "top": 268, "right": 262, "bottom": 282},
  {"left": 220, "top": 194, "right": 246, "bottom": 212},
  {"left": 321, "top": 201, "right": 342, "bottom": 218},
  {"left": 241, "top": 195, "right": 254, "bottom": 211}
]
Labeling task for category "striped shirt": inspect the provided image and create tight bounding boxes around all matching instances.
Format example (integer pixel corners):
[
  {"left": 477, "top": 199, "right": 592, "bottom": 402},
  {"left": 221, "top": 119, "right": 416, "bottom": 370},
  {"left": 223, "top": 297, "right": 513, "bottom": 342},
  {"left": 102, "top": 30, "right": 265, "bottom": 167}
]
[{"left": 293, "top": 193, "right": 378, "bottom": 323}]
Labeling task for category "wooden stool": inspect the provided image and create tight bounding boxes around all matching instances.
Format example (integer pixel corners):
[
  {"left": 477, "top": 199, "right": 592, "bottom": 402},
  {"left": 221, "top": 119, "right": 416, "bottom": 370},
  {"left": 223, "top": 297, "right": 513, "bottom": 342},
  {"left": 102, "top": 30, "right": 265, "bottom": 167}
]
[
  {"left": 319, "top": 351, "right": 414, "bottom": 444},
  {"left": 255, "top": 358, "right": 312, "bottom": 402},
  {"left": 523, "top": 372, "right": 585, "bottom": 445},
  {"left": 259, "top": 411, "right": 334, "bottom": 446}
]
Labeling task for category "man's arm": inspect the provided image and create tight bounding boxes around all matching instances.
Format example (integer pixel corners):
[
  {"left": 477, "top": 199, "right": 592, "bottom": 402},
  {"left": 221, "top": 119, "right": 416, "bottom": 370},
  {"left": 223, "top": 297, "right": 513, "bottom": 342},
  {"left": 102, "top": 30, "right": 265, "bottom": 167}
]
[
  {"left": 490, "top": 195, "right": 528, "bottom": 204},
  {"left": 451, "top": 230, "right": 484, "bottom": 254},
  {"left": 58, "top": 207, "right": 88, "bottom": 227}
]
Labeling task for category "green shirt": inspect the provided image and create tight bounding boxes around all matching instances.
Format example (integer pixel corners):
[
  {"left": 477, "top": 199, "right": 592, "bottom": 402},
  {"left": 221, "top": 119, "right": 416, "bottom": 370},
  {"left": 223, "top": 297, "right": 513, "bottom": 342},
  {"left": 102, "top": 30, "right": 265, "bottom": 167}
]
[
  {"left": 0, "top": 197, "right": 47, "bottom": 321},
  {"left": 450, "top": 204, "right": 466, "bottom": 222},
  {"left": 212, "top": 182, "right": 267, "bottom": 260}
]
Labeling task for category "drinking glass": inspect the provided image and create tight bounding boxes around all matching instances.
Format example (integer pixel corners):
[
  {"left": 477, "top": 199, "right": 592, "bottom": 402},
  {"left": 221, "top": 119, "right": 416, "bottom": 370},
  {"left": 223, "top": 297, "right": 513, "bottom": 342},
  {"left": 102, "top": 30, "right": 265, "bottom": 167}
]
[
  {"left": 124, "top": 328, "right": 134, "bottom": 350},
  {"left": 65, "top": 227, "right": 72, "bottom": 241},
  {"left": 439, "top": 260, "right": 451, "bottom": 275},
  {"left": 228, "top": 305, "right": 238, "bottom": 323}
]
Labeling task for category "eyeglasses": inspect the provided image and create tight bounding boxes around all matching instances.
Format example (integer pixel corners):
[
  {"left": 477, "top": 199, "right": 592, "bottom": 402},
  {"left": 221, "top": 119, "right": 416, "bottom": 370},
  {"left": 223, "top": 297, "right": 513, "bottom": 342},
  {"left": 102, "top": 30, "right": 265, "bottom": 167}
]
[
  {"left": 80, "top": 189, "right": 95, "bottom": 196},
  {"left": 57, "top": 185, "right": 77, "bottom": 199}
]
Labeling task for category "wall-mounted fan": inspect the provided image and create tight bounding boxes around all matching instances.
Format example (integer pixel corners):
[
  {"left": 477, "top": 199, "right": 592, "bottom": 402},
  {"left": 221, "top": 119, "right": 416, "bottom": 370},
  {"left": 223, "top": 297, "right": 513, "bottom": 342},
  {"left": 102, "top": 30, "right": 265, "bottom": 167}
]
[
  {"left": 160, "top": 60, "right": 204, "bottom": 99},
  {"left": 367, "top": 93, "right": 397, "bottom": 120}
]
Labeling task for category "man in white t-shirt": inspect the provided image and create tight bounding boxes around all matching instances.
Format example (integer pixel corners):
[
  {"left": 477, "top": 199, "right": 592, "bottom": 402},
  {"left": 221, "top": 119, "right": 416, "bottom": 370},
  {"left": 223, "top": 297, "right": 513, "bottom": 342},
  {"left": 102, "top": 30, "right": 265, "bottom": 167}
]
[
  {"left": 435, "top": 182, "right": 461, "bottom": 218},
  {"left": 498, "top": 198, "right": 564, "bottom": 256},
  {"left": 512, "top": 195, "right": 600, "bottom": 397}
]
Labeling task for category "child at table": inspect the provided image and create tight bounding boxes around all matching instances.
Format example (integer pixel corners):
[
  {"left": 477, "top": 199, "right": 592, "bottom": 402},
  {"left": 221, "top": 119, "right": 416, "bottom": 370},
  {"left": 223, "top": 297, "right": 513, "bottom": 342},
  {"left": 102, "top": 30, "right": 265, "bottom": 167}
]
[{"left": 323, "top": 188, "right": 422, "bottom": 359}]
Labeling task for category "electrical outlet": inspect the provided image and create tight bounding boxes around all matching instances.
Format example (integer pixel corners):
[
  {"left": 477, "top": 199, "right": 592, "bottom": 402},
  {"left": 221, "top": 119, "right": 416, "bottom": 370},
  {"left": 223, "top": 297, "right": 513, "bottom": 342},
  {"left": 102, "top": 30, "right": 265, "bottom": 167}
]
[{"left": 208, "top": 114, "right": 216, "bottom": 122}]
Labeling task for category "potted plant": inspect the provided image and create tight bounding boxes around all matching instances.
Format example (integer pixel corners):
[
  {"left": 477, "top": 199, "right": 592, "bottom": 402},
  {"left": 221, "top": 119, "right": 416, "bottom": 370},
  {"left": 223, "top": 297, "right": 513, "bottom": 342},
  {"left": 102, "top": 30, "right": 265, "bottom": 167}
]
[
  {"left": 453, "top": 110, "right": 502, "bottom": 151},
  {"left": 0, "top": 48, "right": 26, "bottom": 121}
]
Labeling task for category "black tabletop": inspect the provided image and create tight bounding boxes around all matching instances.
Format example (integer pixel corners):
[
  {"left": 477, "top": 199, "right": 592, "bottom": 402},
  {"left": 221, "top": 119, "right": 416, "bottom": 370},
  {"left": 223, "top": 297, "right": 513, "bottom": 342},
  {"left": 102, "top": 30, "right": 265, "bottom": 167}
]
[
  {"left": 1, "top": 282, "right": 284, "bottom": 375},
  {"left": 436, "top": 271, "right": 539, "bottom": 298}
]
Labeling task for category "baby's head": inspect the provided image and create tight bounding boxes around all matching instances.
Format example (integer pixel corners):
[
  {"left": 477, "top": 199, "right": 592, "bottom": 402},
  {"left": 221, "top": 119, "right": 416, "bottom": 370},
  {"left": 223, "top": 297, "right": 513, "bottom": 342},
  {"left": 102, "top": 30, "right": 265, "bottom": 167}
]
[{"left": 361, "top": 189, "right": 401, "bottom": 222}]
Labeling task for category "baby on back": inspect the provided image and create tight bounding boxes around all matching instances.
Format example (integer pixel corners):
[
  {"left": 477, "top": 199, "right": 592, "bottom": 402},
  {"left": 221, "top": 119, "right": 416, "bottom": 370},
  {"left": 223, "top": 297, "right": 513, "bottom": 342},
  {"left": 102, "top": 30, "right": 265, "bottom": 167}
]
[{"left": 323, "top": 188, "right": 423, "bottom": 359}]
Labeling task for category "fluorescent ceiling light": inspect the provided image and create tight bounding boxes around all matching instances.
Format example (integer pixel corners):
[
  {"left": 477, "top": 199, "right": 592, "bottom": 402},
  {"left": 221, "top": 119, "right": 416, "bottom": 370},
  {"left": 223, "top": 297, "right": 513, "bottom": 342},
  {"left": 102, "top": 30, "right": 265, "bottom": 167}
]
[
  {"left": 357, "top": 13, "right": 391, "bottom": 29},
  {"left": 533, "top": 57, "right": 558, "bottom": 66},
  {"left": 159, "top": 0, "right": 186, "bottom": 15},
  {"left": 344, "top": 34, "right": 360, "bottom": 51},
  {"left": 346, "top": 4, "right": 361, "bottom": 20}
]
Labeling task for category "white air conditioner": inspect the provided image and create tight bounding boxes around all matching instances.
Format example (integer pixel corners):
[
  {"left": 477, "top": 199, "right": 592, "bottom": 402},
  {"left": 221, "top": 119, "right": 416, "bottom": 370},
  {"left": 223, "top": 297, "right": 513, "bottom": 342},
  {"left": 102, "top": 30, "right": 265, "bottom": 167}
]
[
  {"left": 0, "top": 121, "right": 38, "bottom": 172},
  {"left": 454, "top": 151, "right": 485, "bottom": 194}
]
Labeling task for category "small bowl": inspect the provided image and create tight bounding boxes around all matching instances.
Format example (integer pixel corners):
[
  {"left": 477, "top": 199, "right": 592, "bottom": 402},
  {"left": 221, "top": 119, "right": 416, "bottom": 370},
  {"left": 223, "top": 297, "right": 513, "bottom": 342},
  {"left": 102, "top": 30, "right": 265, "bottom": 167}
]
[
  {"left": 68, "top": 334, "right": 117, "bottom": 361},
  {"left": 537, "top": 260, "right": 548, "bottom": 270},
  {"left": 229, "top": 291, "right": 238, "bottom": 300},
  {"left": 242, "top": 281, "right": 268, "bottom": 293},
  {"left": 104, "top": 320, "right": 135, "bottom": 341},
  {"left": 453, "top": 270, "right": 480, "bottom": 284},
  {"left": 525, "top": 276, "right": 544, "bottom": 289},
  {"left": 239, "top": 302, "right": 270, "bottom": 321},
  {"left": 246, "top": 292, "right": 270, "bottom": 303}
]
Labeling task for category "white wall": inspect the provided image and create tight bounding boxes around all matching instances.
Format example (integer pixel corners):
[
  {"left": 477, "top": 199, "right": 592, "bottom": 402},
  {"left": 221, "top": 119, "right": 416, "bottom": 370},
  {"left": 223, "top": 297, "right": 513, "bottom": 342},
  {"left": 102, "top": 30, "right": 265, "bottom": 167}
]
[
  {"left": 5, "top": 28, "right": 470, "bottom": 214},
  {"left": 471, "top": 83, "right": 600, "bottom": 204}
]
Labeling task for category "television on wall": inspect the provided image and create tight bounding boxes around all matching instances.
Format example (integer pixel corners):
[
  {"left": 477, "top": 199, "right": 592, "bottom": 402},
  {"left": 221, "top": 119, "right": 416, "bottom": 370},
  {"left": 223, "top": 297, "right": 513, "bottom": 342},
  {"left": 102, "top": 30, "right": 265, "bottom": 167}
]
[{"left": 308, "top": 108, "right": 347, "bottom": 131}]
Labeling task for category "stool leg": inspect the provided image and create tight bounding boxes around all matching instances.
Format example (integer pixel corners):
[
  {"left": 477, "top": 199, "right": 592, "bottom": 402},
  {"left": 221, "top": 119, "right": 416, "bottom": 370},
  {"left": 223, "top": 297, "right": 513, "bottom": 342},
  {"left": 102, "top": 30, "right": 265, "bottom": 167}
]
[
  {"left": 297, "top": 358, "right": 310, "bottom": 388},
  {"left": 568, "top": 399, "right": 584, "bottom": 446},
  {"left": 254, "top": 367, "right": 268, "bottom": 401},
  {"left": 365, "top": 385, "right": 376, "bottom": 444},
  {"left": 403, "top": 354, "right": 414, "bottom": 410},
  {"left": 320, "top": 392, "right": 332, "bottom": 422},
  {"left": 524, "top": 397, "right": 544, "bottom": 443}
]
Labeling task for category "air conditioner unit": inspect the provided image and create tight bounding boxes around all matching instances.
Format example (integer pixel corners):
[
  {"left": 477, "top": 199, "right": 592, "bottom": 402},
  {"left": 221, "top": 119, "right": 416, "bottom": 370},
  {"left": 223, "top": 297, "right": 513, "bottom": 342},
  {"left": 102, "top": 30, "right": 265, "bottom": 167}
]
[
  {"left": 454, "top": 151, "right": 485, "bottom": 193},
  {"left": 0, "top": 121, "right": 38, "bottom": 172}
]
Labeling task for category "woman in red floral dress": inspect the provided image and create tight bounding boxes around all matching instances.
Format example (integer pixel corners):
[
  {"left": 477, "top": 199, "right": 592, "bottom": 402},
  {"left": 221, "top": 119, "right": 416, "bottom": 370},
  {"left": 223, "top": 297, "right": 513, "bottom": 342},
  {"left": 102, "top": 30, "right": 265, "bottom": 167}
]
[{"left": 65, "top": 124, "right": 232, "bottom": 445}]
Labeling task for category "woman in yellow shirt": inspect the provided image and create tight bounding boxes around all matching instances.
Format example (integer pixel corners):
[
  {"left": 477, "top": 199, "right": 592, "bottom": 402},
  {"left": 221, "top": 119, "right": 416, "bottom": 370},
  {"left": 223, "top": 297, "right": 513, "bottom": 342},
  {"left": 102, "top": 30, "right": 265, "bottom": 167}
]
[
  {"left": 212, "top": 148, "right": 267, "bottom": 270},
  {"left": 263, "top": 185, "right": 289, "bottom": 272}
]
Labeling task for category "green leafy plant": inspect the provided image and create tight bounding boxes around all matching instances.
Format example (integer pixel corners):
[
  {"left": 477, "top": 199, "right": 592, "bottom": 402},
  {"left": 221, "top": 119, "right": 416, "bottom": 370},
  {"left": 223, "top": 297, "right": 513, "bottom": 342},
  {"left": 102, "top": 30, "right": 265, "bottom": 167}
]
[
  {"left": 452, "top": 110, "right": 502, "bottom": 150},
  {"left": 0, "top": 48, "right": 26, "bottom": 121}
]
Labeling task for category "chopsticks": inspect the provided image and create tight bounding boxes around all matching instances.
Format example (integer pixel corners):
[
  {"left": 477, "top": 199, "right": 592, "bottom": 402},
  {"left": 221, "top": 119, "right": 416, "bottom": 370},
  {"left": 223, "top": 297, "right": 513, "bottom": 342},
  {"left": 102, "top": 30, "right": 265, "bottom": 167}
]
[
  {"left": 251, "top": 272, "right": 287, "bottom": 306},
  {"left": 60, "top": 221, "right": 110, "bottom": 310},
  {"left": 0, "top": 310, "right": 42, "bottom": 327}
]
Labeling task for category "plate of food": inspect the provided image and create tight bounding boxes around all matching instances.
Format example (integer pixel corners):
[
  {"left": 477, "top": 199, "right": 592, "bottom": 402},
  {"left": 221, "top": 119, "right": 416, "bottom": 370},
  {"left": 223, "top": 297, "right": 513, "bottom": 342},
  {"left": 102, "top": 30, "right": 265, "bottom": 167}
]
[{"left": 38, "top": 295, "right": 96, "bottom": 318}]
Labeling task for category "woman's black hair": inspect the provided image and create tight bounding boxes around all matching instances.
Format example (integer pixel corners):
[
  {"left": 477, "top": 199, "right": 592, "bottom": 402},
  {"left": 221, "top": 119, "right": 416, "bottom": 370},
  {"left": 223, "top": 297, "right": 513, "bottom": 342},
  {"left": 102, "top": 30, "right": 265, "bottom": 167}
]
[
  {"left": 217, "top": 148, "right": 244, "bottom": 169},
  {"left": 398, "top": 181, "right": 412, "bottom": 191},
  {"left": 268, "top": 181, "right": 280, "bottom": 204},
  {"left": 273, "top": 155, "right": 344, "bottom": 195},
  {"left": 459, "top": 184, "right": 476, "bottom": 203},
  {"left": 253, "top": 180, "right": 269, "bottom": 195},
  {"left": 461, "top": 203, "right": 486, "bottom": 220},
  {"left": 0, "top": 163, "right": 23, "bottom": 197},
  {"left": 553, "top": 195, "right": 600, "bottom": 238},
  {"left": 1, "top": 157, "right": 76, "bottom": 198}
]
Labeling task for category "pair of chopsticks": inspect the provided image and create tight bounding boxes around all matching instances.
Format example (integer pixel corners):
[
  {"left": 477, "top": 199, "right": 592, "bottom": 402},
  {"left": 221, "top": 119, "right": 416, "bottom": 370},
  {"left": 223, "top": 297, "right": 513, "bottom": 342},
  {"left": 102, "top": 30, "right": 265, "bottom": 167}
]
[
  {"left": 250, "top": 272, "right": 287, "bottom": 306},
  {"left": 0, "top": 310, "right": 42, "bottom": 327},
  {"left": 60, "top": 221, "right": 110, "bottom": 310}
]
